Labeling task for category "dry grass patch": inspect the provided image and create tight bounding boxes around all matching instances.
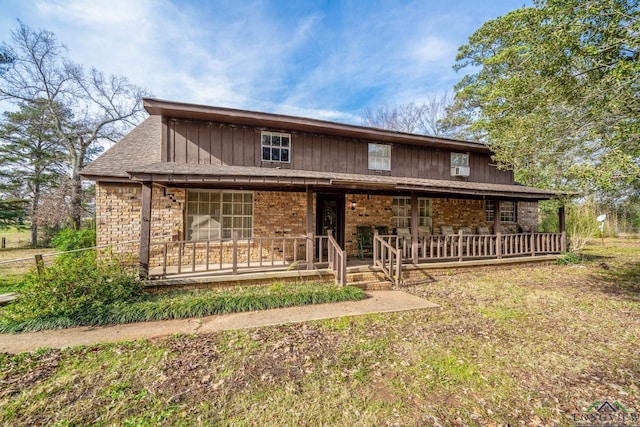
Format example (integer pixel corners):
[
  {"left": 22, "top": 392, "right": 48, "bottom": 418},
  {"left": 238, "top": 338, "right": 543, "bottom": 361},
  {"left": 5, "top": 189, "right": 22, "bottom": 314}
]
[{"left": 1, "top": 239, "right": 638, "bottom": 426}]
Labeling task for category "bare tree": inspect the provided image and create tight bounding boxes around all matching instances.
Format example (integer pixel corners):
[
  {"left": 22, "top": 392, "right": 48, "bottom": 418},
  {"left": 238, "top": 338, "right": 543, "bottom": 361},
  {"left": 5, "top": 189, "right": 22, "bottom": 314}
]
[
  {"left": 0, "top": 21, "right": 150, "bottom": 228},
  {"left": 361, "top": 93, "right": 460, "bottom": 137}
]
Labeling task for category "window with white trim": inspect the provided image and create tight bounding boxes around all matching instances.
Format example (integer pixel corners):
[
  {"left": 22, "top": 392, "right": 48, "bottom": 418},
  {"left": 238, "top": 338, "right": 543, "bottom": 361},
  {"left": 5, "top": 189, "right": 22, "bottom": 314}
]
[
  {"left": 186, "top": 190, "right": 253, "bottom": 240},
  {"left": 368, "top": 143, "right": 391, "bottom": 171},
  {"left": 392, "top": 197, "right": 432, "bottom": 229},
  {"left": 451, "top": 152, "right": 469, "bottom": 167},
  {"left": 485, "top": 200, "right": 516, "bottom": 223},
  {"left": 261, "top": 131, "right": 291, "bottom": 162}
]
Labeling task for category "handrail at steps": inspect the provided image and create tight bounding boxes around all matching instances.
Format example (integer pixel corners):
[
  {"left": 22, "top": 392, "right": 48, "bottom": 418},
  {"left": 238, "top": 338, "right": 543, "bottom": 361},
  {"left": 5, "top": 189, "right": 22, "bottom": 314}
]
[
  {"left": 326, "top": 231, "right": 346, "bottom": 286},
  {"left": 327, "top": 230, "right": 347, "bottom": 286},
  {"left": 373, "top": 231, "right": 402, "bottom": 286}
]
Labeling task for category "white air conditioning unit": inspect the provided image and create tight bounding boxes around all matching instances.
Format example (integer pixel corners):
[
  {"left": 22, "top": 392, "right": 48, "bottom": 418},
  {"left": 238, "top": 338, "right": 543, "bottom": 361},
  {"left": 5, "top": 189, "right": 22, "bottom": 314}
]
[{"left": 451, "top": 166, "right": 470, "bottom": 177}]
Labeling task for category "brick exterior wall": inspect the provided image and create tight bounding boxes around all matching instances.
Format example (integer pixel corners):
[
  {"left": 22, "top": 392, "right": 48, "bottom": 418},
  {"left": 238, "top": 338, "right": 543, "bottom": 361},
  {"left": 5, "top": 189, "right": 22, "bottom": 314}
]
[
  {"left": 96, "top": 182, "right": 185, "bottom": 266},
  {"left": 95, "top": 183, "right": 539, "bottom": 268},
  {"left": 95, "top": 182, "right": 142, "bottom": 249},
  {"left": 345, "top": 194, "right": 393, "bottom": 255},
  {"left": 517, "top": 201, "right": 539, "bottom": 232},
  {"left": 254, "top": 191, "right": 308, "bottom": 238},
  {"left": 432, "top": 199, "right": 486, "bottom": 234}
]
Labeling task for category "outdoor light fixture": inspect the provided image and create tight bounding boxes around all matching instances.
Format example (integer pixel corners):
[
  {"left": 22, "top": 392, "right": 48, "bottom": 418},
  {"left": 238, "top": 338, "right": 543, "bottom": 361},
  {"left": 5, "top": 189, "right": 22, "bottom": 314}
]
[{"left": 351, "top": 200, "right": 357, "bottom": 210}]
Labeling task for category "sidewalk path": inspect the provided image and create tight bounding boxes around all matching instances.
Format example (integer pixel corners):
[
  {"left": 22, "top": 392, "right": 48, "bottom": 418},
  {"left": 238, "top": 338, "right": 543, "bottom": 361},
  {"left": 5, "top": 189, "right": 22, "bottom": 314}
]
[{"left": 0, "top": 291, "right": 437, "bottom": 354}]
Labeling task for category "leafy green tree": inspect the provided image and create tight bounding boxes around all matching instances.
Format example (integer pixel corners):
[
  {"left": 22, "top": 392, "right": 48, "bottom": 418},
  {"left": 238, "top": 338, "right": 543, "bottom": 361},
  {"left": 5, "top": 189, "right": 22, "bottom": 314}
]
[
  {"left": 0, "top": 21, "right": 150, "bottom": 229},
  {"left": 452, "top": 0, "right": 639, "bottom": 201},
  {"left": 0, "top": 99, "right": 67, "bottom": 245},
  {"left": 0, "top": 199, "right": 26, "bottom": 228}
]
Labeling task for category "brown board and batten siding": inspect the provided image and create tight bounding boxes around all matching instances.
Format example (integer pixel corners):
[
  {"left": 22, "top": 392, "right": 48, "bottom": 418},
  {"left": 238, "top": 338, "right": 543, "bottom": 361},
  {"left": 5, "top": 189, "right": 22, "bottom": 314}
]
[{"left": 163, "top": 117, "right": 513, "bottom": 184}]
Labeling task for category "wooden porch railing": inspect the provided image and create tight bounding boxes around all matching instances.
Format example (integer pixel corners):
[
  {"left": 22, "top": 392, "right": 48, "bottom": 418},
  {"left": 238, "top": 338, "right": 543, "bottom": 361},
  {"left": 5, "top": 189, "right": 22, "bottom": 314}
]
[
  {"left": 150, "top": 231, "right": 307, "bottom": 277},
  {"left": 373, "top": 231, "right": 402, "bottom": 286},
  {"left": 326, "top": 231, "right": 347, "bottom": 286},
  {"left": 396, "top": 231, "right": 566, "bottom": 262}
]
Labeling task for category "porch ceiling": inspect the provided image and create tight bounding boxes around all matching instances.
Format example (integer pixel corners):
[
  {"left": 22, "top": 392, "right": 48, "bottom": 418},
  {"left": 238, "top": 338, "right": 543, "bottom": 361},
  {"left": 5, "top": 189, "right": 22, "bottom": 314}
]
[{"left": 127, "top": 163, "right": 562, "bottom": 200}]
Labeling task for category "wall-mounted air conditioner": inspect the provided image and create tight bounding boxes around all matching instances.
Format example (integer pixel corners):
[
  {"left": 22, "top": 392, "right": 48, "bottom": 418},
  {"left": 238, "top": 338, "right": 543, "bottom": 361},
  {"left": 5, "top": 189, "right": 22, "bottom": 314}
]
[{"left": 451, "top": 166, "right": 470, "bottom": 177}]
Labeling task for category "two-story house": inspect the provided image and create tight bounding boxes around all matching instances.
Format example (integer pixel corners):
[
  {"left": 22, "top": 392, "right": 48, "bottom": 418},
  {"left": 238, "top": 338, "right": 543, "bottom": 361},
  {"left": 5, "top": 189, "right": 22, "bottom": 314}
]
[{"left": 81, "top": 98, "right": 565, "bottom": 286}]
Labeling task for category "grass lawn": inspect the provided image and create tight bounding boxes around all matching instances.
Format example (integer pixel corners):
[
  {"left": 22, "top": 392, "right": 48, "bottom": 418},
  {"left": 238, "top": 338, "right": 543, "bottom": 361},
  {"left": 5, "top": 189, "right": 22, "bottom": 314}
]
[
  {"left": 0, "top": 227, "right": 30, "bottom": 249},
  {"left": 1, "top": 238, "right": 639, "bottom": 426},
  {"left": 0, "top": 246, "right": 55, "bottom": 294}
]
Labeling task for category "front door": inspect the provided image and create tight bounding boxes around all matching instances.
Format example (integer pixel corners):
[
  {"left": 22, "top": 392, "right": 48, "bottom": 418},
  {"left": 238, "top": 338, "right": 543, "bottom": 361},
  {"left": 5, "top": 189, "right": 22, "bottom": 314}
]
[{"left": 316, "top": 193, "right": 345, "bottom": 249}]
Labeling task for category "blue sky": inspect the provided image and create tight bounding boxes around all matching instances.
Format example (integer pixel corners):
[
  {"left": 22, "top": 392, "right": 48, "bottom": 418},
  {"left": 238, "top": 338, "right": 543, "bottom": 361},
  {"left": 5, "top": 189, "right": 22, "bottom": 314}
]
[{"left": 0, "top": 0, "right": 529, "bottom": 124}]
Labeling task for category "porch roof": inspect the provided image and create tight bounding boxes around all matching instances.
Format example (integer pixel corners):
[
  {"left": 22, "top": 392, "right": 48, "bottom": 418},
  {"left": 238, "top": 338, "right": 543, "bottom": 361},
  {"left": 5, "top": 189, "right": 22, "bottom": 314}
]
[{"left": 127, "top": 163, "right": 561, "bottom": 200}]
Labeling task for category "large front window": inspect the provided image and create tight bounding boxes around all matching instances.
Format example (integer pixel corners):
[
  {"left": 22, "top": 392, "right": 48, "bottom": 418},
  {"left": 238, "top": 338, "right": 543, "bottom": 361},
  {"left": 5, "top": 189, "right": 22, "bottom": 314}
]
[
  {"left": 261, "top": 131, "right": 291, "bottom": 162},
  {"left": 392, "top": 197, "right": 432, "bottom": 229},
  {"left": 186, "top": 190, "right": 253, "bottom": 240},
  {"left": 485, "top": 200, "right": 516, "bottom": 223},
  {"left": 368, "top": 143, "right": 391, "bottom": 171}
]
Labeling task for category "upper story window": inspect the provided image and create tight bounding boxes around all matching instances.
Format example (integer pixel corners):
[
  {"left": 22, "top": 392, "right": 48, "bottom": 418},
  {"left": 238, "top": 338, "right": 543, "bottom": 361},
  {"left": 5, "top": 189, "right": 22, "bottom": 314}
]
[
  {"left": 368, "top": 143, "right": 391, "bottom": 171},
  {"left": 451, "top": 152, "right": 470, "bottom": 176},
  {"left": 261, "top": 131, "right": 291, "bottom": 163}
]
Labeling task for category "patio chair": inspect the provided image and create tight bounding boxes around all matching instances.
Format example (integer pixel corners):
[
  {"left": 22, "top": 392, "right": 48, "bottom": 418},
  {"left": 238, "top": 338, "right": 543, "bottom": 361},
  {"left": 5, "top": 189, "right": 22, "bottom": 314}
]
[
  {"left": 478, "top": 226, "right": 491, "bottom": 235},
  {"left": 440, "top": 225, "right": 454, "bottom": 235},
  {"left": 418, "top": 225, "right": 431, "bottom": 236},
  {"left": 460, "top": 226, "right": 473, "bottom": 234},
  {"left": 374, "top": 225, "right": 389, "bottom": 236},
  {"left": 356, "top": 225, "right": 374, "bottom": 259}
]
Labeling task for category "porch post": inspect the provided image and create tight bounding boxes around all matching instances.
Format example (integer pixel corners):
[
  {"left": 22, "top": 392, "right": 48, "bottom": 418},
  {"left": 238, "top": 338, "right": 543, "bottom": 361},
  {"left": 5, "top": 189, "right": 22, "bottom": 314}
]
[
  {"left": 493, "top": 199, "right": 501, "bottom": 233},
  {"left": 410, "top": 192, "right": 418, "bottom": 264},
  {"left": 306, "top": 186, "right": 314, "bottom": 270},
  {"left": 139, "top": 182, "right": 152, "bottom": 279},
  {"left": 559, "top": 204, "right": 567, "bottom": 252}
]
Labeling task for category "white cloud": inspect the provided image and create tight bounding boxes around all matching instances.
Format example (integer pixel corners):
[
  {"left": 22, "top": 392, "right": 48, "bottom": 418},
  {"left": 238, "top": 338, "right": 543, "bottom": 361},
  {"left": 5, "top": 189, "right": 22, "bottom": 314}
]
[{"left": 0, "top": 0, "right": 531, "bottom": 124}]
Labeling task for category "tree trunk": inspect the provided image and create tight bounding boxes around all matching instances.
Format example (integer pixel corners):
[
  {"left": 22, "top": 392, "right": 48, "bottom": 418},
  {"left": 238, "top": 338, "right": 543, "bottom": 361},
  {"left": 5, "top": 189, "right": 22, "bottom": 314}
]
[
  {"left": 30, "top": 183, "right": 40, "bottom": 247},
  {"left": 70, "top": 168, "right": 82, "bottom": 230}
]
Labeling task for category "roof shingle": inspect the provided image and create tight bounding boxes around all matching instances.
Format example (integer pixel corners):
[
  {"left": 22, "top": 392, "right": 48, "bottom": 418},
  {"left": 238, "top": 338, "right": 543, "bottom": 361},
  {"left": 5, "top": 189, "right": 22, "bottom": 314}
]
[{"left": 80, "top": 116, "right": 161, "bottom": 179}]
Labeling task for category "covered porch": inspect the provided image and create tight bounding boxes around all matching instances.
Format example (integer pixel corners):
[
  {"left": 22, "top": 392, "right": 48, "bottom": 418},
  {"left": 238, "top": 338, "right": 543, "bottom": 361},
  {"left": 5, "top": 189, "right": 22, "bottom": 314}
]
[{"left": 131, "top": 166, "right": 566, "bottom": 286}]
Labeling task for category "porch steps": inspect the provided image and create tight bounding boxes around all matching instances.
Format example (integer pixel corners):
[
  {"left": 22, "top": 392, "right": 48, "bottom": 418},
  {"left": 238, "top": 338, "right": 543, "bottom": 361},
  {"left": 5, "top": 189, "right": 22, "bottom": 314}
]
[
  {"left": 348, "top": 280, "right": 393, "bottom": 291},
  {"left": 345, "top": 265, "right": 393, "bottom": 290}
]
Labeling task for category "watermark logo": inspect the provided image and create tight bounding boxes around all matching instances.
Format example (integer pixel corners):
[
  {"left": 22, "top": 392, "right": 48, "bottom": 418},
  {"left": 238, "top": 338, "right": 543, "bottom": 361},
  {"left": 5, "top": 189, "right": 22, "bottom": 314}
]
[{"left": 572, "top": 400, "right": 639, "bottom": 426}]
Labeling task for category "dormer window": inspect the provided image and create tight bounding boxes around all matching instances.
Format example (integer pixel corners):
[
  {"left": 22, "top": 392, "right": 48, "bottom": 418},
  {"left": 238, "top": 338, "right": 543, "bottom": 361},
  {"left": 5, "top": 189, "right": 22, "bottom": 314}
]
[
  {"left": 368, "top": 143, "right": 391, "bottom": 171},
  {"left": 261, "top": 131, "right": 291, "bottom": 163},
  {"left": 451, "top": 152, "right": 470, "bottom": 177}
]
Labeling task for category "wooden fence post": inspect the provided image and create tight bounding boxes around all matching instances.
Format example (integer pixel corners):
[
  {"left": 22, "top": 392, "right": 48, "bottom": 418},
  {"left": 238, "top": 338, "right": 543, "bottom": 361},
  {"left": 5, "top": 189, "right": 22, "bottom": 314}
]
[
  {"left": 34, "top": 254, "right": 44, "bottom": 276},
  {"left": 496, "top": 232, "right": 502, "bottom": 259},
  {"left": 458, "top": 230, "right": 464, "bottom": 262},
  {"left": 1, "top": 237, "right": 5, "bottom": 249}
]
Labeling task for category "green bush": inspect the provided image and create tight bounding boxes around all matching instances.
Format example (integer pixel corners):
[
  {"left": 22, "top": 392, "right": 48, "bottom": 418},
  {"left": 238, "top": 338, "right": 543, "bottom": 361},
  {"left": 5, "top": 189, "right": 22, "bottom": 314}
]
[
  {"left": 0, "top": 251, "right": 142, "bottom": 332},
  {"left": 0, "top": 278, "right": 367, "bottom": 333},
  {"left": 52, "top": 228, "right": 96, "bottom": 252},
  {"left": 555, "top": 251, "right": 582, "bottom": 265}
]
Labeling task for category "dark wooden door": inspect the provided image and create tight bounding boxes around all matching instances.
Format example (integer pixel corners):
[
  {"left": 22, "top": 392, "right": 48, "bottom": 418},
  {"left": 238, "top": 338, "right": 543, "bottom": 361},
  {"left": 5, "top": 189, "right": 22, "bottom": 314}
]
[{"left": 316, "top": 193, "right": 345, "bottom": 249}]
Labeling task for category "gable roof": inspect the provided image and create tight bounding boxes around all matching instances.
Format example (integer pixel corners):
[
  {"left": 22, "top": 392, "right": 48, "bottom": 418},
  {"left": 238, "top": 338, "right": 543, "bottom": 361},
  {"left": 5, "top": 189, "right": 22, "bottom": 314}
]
[
  {"left": 143, "top": 98, "right": 492, "bottom": 154},
  {"left": 80, "top": 115, "right": 161, "bottom": 180}
]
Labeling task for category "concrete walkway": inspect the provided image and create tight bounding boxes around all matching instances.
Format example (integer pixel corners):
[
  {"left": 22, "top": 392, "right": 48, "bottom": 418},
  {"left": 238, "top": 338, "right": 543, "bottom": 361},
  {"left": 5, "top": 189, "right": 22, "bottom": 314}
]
[{"left": 0, "top": 291, "right": 437, "bottom": 354}]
